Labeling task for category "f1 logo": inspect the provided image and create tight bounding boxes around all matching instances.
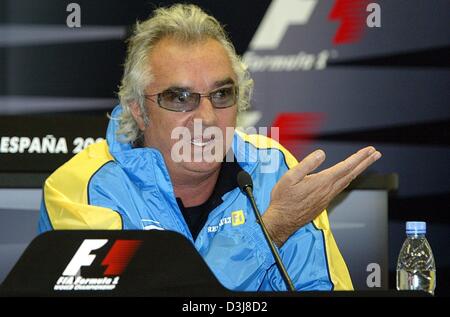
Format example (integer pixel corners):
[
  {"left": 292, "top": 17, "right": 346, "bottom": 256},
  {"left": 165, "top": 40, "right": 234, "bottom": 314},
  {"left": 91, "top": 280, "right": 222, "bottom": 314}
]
[
  {"left": 250, "top": 0, "right": 379, "bottom": 49},
  {"left": 231, "top": 210, "right": 245, "bottom": 226},
  {"left": 62, "top": 239, "right": 141, "bottom": 276}
]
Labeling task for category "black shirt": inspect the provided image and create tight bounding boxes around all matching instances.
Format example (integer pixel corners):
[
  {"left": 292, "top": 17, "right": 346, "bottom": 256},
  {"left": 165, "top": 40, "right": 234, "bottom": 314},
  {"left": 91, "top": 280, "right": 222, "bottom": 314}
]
[{"left": 176, "top": 159, "right": 243, "bottom": 240}]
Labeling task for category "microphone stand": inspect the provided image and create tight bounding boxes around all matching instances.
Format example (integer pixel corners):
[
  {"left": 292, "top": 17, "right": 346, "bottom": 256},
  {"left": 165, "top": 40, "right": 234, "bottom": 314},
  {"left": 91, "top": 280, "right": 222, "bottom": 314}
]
[{"left": 238, "top": 171, "right": 295, "bottom": 292}]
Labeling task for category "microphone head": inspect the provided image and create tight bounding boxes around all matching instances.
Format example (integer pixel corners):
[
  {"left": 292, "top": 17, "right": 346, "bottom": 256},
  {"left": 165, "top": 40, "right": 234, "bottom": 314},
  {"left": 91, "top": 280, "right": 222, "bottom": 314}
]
[{"left": 237, "top": 171, "right": 253, "bottom": 193}]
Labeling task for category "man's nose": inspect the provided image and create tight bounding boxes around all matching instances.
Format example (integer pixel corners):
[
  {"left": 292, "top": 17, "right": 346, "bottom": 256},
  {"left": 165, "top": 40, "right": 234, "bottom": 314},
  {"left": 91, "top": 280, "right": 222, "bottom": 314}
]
[{"left": 193, "top": 96, "right": 217, "bottom": 126}]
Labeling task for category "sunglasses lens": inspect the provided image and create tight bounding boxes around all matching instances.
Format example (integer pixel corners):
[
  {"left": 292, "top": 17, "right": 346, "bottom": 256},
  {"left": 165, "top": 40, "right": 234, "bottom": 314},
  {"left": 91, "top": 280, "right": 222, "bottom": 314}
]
[
  {"left": 210, "top": 86, "right": 237, "bottom": 108},
  {"left": 160, "top": 91, "right": 198, "bottom": 112}
]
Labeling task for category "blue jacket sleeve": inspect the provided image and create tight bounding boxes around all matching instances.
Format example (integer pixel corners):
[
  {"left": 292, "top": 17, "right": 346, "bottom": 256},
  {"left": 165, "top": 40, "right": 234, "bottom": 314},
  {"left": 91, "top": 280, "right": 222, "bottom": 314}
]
[{"left": 258, "top": 223, "right": 334, "bottom": 291}]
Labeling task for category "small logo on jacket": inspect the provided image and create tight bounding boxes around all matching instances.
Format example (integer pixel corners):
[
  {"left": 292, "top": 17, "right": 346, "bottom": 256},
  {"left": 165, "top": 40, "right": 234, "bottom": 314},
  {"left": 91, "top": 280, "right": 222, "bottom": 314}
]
[
  {"left": 141, "top": 219, "right": 164, "bottom": 231},
  {"left": 208, "top": 210, "right": 246, "bottom": 233},
  {"left": 231, "top": 210, "right": 245, "bottom": 226},
  {"left": 54, "top": 239, "right": 141, "bottom": 291}
]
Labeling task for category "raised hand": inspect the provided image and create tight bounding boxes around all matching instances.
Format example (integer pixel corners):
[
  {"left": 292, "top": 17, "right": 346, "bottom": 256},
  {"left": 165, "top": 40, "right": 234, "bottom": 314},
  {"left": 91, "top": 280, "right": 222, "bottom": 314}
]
[{"left": 263, "top": 146, "right": 382, "bottom": 247}]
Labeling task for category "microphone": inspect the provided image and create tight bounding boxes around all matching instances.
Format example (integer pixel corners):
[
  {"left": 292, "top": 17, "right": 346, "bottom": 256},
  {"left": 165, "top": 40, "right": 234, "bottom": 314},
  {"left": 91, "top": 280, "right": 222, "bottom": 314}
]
[{"left": 237, "top": 171, "right": 295, "bottom": 292}]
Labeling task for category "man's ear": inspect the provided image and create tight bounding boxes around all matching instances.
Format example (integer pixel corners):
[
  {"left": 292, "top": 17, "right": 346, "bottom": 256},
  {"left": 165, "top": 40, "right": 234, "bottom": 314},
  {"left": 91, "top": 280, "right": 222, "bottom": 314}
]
[{"left": 129, "top": 101, "right": 147, "bottom": 131}]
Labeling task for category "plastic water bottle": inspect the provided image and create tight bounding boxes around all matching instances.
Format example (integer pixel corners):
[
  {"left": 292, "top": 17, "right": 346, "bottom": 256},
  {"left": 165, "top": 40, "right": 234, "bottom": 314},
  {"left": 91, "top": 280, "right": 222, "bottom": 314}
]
[{"left": 396, "top": 221, "right": 436, "bottom": 295}]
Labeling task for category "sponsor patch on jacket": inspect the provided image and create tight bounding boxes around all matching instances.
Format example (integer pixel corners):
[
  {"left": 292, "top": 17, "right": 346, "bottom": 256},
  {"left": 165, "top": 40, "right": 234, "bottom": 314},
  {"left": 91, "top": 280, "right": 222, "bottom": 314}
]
[
  {"left": 231, "top": 210, "right": 245, "bottom": 226},
  {"left": 207, "top": 210, "right": 246, "bottom": 233}
]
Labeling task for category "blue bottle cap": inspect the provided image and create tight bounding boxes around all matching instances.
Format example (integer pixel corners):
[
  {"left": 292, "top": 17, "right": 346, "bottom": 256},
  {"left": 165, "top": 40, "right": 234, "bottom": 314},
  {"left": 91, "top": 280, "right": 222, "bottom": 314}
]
[{"left": 406, "top": 221, "right": 426, "bottom": 235}]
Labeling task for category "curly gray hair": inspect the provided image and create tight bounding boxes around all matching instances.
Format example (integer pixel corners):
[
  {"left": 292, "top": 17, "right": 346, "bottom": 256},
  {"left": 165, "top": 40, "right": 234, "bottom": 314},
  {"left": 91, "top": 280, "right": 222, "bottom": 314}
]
[{"left": 116, "top": 4, "right": 254, "bottom": 143}]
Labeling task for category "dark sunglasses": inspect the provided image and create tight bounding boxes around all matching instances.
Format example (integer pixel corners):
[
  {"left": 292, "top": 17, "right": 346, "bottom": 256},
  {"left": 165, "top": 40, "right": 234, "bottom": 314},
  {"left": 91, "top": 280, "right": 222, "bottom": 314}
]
[{"left": 144, "top": 85, "right": 238, "bottom": 112}]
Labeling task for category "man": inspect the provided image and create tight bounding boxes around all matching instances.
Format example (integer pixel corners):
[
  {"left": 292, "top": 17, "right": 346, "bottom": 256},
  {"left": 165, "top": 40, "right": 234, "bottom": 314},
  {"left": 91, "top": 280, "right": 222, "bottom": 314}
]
[{"left": 39, "top": 4, "right": 381, "bottom": 291}]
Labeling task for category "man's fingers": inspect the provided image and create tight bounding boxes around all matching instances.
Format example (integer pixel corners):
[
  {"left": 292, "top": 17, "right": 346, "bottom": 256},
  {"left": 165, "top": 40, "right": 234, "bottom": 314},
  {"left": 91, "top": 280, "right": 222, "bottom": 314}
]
[
  {"left": 285, "top": 149, "right": 326, "bottom": 184},
  {"left": 321, "top": 146, "right": 376, "bottom": 181},
  {"left": 333, "top": 150, "right": 382, "bottom": 192}
]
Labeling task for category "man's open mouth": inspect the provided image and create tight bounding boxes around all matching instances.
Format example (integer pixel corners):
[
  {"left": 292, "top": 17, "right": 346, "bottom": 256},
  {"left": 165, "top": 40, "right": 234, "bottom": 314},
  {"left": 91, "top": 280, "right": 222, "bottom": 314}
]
[{"left": 190, "top": 135, "right": 215, "bottom": 147}]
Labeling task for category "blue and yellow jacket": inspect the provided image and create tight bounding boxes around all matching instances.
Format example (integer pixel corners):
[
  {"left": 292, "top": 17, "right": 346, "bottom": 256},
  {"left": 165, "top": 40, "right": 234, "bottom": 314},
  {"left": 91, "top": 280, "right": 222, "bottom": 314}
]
[{"left": 39, "top": 105, "right": 353, "bottom": 291}]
